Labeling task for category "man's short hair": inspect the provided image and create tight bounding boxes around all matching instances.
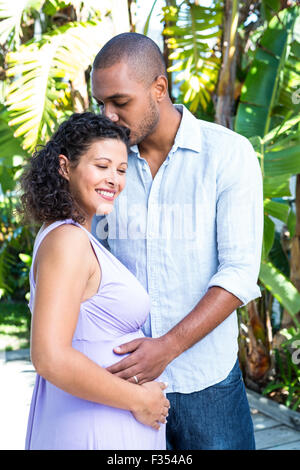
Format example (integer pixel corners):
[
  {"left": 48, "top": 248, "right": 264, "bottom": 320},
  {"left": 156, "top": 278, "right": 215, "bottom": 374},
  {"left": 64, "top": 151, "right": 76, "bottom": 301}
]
[{"left": 93, "top": 32, "right": 167, "bottom": 86}]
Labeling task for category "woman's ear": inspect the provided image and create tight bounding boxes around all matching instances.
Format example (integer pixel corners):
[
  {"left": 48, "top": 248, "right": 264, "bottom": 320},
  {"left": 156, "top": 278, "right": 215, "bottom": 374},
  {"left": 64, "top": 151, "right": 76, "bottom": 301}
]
[{"left": 58, "top": 154, "right": 70, "bottom": 181}]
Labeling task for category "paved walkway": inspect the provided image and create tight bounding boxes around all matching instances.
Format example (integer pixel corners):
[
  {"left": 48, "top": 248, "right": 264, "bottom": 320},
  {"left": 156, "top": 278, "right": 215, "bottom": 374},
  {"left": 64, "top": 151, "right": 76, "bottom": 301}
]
[
  {"left": 0, "top": 351, "right": 35, "bottom": 450},
  {"left": 1, "top": 349, "right": 300, "bottom": 450},
  {"left": 251, "top": 408, "right": 300, "bottom": 450}
]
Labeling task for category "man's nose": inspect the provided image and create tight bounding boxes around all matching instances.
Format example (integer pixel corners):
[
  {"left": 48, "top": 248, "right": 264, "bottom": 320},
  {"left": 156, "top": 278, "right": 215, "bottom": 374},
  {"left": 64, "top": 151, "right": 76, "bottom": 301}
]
[{"left": 104, "top": 105, "right": 118, "bottom": 122}]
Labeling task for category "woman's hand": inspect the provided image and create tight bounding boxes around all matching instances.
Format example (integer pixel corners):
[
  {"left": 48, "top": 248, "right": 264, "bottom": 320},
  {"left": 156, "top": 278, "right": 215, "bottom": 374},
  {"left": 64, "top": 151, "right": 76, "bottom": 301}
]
[{"left": 131, "top": 381, "right": 170, "bottom": 430}]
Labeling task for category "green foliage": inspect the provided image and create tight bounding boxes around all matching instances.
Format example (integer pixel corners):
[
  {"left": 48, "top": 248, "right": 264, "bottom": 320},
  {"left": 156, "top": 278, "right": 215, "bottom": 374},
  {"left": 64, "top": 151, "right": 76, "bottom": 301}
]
[
  {"left": 259, "top": 262, "right": 300, "bottom": 329},
  {"left": 143, "top": 0, "right": 159, "bottom": 36},
  {"left": 0, "top": 104, "right": 27, "bottom": 165},
  {"left": 261, "top": 0, "right": 281, "bottom": 22},
  {"left": 0, "top": 0, "right": 44, "bottom": 48},
  {"left": 235, "top": 6, "right": 299, "bottom": 138},
  {"left": 250, "top": 115, "right": 300, "bottom": 264},
  {"left": 268, "top": 231, "right": 290, "bottom": 279},
  {"left": 43, "top": 0, "right": 70, "bottom": 15},
  {"left": 0, "top": 300, "right": 31, "bottom": 350},
  {"left": 234, "top": 5, "right": 300, "bottom": 323},
  {"left": 0, "top": 0, "right": 114, "bottom": 302},
  {"left": 162, "top": 1, "right": 223, "bottom": 112},
  {"left": 5, "top": 20, "right": 111, "bottom": 151},
  {"left": 263, "top": 344, "right": 300, "bottom": 411},
  {"left": 0, "top": 195, "right": 36, "bottom": 301}
]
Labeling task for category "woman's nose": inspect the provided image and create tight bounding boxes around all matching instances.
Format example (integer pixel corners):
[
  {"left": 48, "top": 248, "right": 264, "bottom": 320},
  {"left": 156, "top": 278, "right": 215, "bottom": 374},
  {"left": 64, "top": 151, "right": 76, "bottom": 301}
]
[{"left": 105, "top": 171, "right": 118, "bottom": 186}]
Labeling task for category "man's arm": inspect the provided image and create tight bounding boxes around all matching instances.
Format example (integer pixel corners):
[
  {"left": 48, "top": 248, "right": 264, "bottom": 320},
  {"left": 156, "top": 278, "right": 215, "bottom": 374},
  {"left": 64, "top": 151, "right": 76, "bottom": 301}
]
[
  {"left": 107, "top": 136, "right": 263, "bottom": 384},
  {"left": 106, "top": 286, "right": 241, "bottom": 384}
]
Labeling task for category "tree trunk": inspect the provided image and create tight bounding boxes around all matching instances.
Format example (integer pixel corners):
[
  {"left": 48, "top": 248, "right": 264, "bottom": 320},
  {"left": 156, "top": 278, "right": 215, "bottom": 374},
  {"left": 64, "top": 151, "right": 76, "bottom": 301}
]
[
  {"left": 163, "top": 0, "right": 177, "bottom": 101},
  {"left": 127, "top": 0, "right": 137, "bottom": 32},
  {"left": 215, "top": 0, "right": 239, "bottom": 129},
  {"left": 244, "top": 300, "right": 271, "bottom": 384}
]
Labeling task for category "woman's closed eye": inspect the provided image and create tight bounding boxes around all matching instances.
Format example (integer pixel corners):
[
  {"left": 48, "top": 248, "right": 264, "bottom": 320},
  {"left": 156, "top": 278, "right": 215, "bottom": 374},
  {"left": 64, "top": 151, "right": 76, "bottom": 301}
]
[{"left": 96, "top": 165, "right": 126, "bottom": 174}]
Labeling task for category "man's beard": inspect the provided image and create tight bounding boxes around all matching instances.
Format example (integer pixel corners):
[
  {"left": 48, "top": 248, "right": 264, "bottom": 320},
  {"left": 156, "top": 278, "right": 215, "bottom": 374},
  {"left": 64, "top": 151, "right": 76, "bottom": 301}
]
[{"left": 129, "top": 97, "right": 159, "bottom": 146}]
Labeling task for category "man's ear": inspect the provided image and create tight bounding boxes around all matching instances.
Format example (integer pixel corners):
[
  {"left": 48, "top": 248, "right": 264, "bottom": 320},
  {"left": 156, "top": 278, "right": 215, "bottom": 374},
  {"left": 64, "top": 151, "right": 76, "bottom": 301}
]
[
  {"left": 58, "top": 154, "right": 70, "bottom": 181},
  {"left": 153, "top": 75, "right": 168, "bottom": 102}
]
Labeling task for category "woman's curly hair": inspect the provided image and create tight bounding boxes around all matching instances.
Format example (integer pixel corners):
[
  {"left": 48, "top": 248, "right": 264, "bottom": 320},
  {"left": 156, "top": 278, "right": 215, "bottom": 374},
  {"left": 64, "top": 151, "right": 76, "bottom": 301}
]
[{"left": 20, "top": 112, "right": 130, "bottom": 225}]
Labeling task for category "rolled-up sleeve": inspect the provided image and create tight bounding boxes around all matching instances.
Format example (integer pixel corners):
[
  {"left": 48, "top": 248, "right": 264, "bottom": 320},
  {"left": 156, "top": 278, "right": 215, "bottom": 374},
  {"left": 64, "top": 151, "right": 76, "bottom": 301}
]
[{"left": 207, "top": 135, "right": 263, "bottom": 305}]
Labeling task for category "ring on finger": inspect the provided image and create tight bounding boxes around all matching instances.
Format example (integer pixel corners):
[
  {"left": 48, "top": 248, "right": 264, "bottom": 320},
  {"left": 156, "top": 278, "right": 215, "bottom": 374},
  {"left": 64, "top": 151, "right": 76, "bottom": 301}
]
[{"left": 133, "top": 375, "right": 139, "bottom": 384}]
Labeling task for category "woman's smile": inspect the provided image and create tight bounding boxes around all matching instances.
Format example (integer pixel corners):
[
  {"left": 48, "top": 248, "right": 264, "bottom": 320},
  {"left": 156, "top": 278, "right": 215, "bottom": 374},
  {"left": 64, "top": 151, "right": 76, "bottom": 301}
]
[{"left": 95, "top": 188, "right": 116, "bottom": 201}]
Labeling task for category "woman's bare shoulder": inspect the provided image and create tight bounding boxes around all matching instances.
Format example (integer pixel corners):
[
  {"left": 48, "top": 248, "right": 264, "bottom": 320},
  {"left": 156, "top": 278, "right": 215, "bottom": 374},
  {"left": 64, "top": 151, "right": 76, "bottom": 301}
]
[{"left": 37, "top": 223, "right": 91, "bottom": 262}]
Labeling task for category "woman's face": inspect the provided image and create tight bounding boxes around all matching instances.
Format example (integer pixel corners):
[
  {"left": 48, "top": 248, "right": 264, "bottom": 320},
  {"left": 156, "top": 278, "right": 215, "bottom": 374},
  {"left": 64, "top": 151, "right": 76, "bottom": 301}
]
[{"left": 61, "top": 138, "right": 128, "bottom": 219}]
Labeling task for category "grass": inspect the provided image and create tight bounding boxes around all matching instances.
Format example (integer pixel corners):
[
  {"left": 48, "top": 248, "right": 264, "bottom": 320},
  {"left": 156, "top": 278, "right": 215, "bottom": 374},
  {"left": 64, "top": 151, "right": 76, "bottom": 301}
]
[{"left": 0, "top": 300, "right": 31, "bottom": 351}]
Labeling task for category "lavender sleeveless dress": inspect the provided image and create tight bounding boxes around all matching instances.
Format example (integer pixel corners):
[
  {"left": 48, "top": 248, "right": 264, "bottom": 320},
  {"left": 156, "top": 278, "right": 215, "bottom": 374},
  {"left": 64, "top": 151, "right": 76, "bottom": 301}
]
[{"left": 25, "top": 219, "right": 166, "bottom": 450}]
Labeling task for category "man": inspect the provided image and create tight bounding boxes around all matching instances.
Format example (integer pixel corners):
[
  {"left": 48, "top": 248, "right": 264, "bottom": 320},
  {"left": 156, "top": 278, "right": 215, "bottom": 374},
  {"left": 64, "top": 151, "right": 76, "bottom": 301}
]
[{"left": 91, "top": 32, "right": 263, "bottom": 450}]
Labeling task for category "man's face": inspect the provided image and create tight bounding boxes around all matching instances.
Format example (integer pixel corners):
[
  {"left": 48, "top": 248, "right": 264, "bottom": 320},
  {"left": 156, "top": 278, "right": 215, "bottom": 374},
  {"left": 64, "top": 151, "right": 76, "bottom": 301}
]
[{"left": 91, "top": 62, "right": 159, "bottom": 146}]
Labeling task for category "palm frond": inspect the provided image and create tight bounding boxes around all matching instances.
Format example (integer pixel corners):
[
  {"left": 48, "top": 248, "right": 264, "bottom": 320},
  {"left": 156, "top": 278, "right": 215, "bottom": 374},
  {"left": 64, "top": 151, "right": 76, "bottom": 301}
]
[
  {"left": 0, "top": 0, "right": 44, "bottom": 47},
  {"left": 4, "top": 19, "right": 113, "bottom": 151},
  {"left": 162, "top": 2, "right": 223, "bottom": 112}
]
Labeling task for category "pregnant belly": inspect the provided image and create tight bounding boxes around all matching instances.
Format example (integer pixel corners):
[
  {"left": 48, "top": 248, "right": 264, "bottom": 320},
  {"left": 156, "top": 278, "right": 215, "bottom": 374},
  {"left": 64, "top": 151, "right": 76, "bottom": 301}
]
[{"left": 72, "top": 329, "right": 145, "bottom": 368}]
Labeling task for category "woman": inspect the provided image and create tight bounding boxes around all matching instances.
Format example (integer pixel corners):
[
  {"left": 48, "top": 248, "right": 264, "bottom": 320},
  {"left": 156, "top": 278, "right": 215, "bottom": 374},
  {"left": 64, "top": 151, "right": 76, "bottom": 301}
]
[{"left": 21, "top": 112, "right": 169, "bottom": 450}]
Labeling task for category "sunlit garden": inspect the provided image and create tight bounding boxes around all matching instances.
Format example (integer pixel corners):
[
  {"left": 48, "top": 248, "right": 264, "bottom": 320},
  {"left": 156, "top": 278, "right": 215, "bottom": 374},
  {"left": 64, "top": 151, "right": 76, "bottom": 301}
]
[{"left": 0, "top": 0, "right": 300, "bottom": 418}]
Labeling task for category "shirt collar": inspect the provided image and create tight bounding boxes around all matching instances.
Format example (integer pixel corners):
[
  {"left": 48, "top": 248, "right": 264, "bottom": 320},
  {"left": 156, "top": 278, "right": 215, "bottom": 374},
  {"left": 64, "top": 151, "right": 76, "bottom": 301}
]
[
  {"left": 172, "top": 104, "right": 202, "bottom": 153},
  {"left": 130, "top": 104, "right": 202, "bottom": 155}
]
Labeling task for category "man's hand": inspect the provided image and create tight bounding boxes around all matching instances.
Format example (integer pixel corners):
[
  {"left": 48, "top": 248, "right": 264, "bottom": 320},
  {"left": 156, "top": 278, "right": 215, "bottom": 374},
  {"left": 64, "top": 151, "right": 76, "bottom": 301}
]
[
  {"left": 106, "top": 288, "right": 242, "bottom": 385},
  {"left": 106, "top": 336, "right": 175, "bottom": 385}
]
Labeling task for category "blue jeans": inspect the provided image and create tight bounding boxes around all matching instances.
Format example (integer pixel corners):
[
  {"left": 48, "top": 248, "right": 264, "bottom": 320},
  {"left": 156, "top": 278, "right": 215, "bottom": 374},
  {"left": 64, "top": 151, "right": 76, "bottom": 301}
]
[{"left": 166, "top": 359, "right": 256, "bottom": 450}]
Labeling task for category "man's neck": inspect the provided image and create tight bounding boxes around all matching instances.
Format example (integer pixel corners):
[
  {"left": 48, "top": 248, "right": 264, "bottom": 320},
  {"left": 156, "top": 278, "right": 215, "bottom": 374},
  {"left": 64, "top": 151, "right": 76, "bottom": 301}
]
[{"left": 138, "top": 103, "right": 182, "bottom": 178}]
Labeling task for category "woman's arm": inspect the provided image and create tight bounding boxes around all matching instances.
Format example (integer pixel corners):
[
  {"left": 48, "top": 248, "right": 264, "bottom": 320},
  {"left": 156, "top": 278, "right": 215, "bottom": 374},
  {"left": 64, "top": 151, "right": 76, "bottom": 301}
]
[{"left": 31, "top": 224, "right": 168, "bottom": 429}]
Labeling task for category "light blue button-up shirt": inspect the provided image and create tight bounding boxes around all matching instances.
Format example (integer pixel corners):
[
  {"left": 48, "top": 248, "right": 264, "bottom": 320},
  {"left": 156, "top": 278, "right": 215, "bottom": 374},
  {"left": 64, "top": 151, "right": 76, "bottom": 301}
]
[{"left": 92, "top": 104, "right": 263, "bottom": 393}]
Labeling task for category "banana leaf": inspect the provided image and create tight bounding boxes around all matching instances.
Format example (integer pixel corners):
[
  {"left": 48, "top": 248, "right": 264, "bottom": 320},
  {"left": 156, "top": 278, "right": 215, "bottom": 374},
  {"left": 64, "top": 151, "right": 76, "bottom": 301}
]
[
  {"left": 235, "top": 6, "right": 299, "bottom": 139},
  {"left": 4, "top": 19, "right": 113, "bottom": 151},
  {"left": 262, "top": 115, "right": 300, "bottom": 145},
  {"left": 260, "top": 0, "right": 281, "bottom": 22},
  {"left": 262, "top": 214, "right": 275, "bottom": 260},
  {"left": 263, "top": 145, "right": 300, "bottom": 177},
  {"left": 263, "top": 175, "right": 291, "bottom": 198},
  {"left": 268, "top": 231, "right": 290, "bottom": 278},
  {"left": 264, "top": 199, "right": 289, "bottom": 224},
  {"left": 259, "top": 261, "right": 300, "bottom": 328}
]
